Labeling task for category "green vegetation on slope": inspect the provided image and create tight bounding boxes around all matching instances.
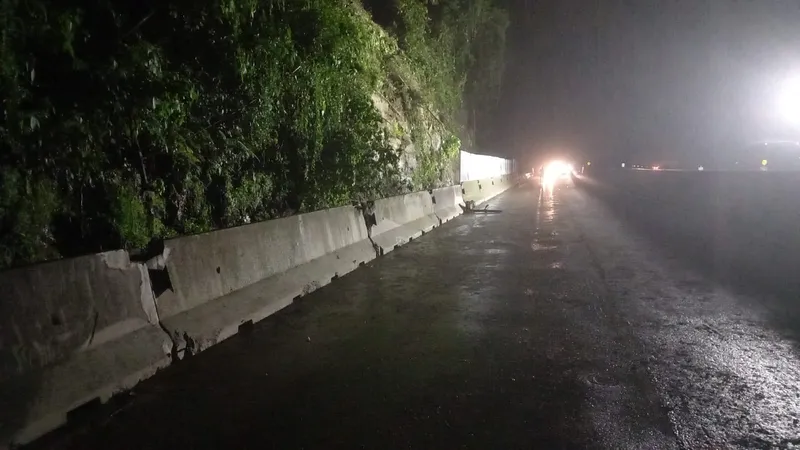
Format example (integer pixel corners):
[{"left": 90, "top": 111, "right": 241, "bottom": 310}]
[
  {"left": 0, "top": 0, "right": 507, "bottom": 268},
  {"left": 369, "top": 0, "right": 508, "bottom": 188}
]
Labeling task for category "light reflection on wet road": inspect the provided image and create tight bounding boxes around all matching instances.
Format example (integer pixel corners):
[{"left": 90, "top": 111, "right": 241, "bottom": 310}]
[
  {"left": 567, "top": 183, "right": 800, "bottom": 449},
  {"left": 27, "top": 180, "right": 800, "bottom": 449}
]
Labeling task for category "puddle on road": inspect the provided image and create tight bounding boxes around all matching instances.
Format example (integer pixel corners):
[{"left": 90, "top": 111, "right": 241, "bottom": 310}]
[
  {"left": 453, "top": 224, "right": 472, "bottom": 236},
  {"left": 485, "top": 248, "right": 508, "bottom": 255},
  {"left": 461, "top": 247, "right": 511, "bottom": 256},
  {"left": 531, "top": 242, "right": 557, "bottom": 251},
  {"left": 537, "top": 230, "right": 558, "bottom": 237},
  {"left": 579, "top": 371, "right": 622, "bottom": 390}
]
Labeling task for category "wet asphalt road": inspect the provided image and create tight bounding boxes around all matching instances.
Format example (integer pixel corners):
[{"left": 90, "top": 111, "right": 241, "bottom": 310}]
[{"left": 28, "top": 179, "right": 800, "bottom": 449}]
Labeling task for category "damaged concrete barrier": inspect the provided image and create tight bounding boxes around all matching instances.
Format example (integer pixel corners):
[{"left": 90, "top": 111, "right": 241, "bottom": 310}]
[
  {"left": 156, "top": 205, "right": 375, "bottom": 356},
  {"left": 431, "top": 185, "right": 464, "bottom": 223},
  {"left": 367, "top": 190, "right": 440, "bottom": 255},
  {"left": 461, "top": 180, "right": 483, "bottom": 204},
  {"left": 0, "top": 250, "right": 173, "bottom": 446}
]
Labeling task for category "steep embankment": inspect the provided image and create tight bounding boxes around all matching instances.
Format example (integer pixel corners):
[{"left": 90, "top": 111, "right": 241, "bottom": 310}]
[{"left": 0, "top": 0, "right": 507, "bottom": 268}]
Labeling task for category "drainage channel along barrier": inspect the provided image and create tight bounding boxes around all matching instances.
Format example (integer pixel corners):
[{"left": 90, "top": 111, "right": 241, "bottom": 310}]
[
  {"left": 153, "top": 205, "right": 376, "bottom": 357},
  {"left": 0, "top": 250, "right": 173, "bottom": 446},
  {"left": 461, "top": 174, "right": 517, "bottom": 206},
  {"left": 431, "top": 185, "right": 464, "bottom": 224}
]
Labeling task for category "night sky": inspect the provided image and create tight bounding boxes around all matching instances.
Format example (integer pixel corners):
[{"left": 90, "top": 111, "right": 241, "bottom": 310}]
[{"left": 495, "top": 0, "right": 800, "bottom": 168}]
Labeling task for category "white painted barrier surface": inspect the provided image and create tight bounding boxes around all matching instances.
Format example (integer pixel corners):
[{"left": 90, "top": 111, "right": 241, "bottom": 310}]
[{"left": 460, "top": 151, "right": 514, "bottom": 182}]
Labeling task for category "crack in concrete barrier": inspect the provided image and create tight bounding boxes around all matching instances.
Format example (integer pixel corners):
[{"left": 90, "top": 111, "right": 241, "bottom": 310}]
[
  {"left": 357, "top": 201, "right": 381, "bottom": 258},
  {"left": 144, "top": 246, "right": 180, "bottom": 362},
  {"left": 430, "top": 191, "right": 445, "bottom": 226}
]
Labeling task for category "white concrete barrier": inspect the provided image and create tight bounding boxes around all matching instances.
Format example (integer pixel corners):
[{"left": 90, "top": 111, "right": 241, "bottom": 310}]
[
  {"left": 461, "top": 180, "right": 483, "bottom": 204},
  {"left": 460, "top": 150, "right": 514, "bottom": 181},
  {"left": 157, "top": 205, "right": 375, "bottom": 355},
  {"left": 461, "top": 175, "right": 517, "bottom": 205},
  {"left": 1, "top": 179, "right": 518, "bottom": 447},
  {"left": 431, "top": 185, "right": 464, "bottom": 223},
  {"left": 368, "top": 191, "right": 439, "bottom": 255},
  {"left": 0, "top": 251, "right": 172, "bottom": 446}
]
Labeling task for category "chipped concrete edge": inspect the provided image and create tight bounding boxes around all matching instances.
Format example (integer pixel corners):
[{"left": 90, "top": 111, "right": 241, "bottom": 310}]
[
  {"left": 4, "top": 250, "right": 176, "bottom": 448},
  {"left": 358, "top": 201, "right": 382, "bottom": 258},
  {"left": 144, "top": 247, "right": 181, "bottom": 359}
]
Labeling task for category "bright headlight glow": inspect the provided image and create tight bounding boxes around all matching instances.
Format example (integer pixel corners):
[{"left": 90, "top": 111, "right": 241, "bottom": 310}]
[
  {"left": 543, "top": 160, "right": 573, "bottom": 183},
  {"left": 778, "top": 76, "right": 800, "bottom": 125}
]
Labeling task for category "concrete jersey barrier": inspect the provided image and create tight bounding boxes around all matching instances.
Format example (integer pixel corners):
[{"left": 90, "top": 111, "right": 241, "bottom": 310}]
[
  {"left": 461, "top": 180, "right": 483, "bottom": 204},
  {"left": 431, "top": 185, "right": 464, "bottom": 223},
  {"left": 0, "top": 250, "right": 172, "bottom": 446},
  {"left": 156, "top": 205, "right": 375, "bottom": 355},
  {"left": 1, "top": 179, "right": 520, "bottom": 447},
  {"left": 461, "top": 175, "right": 517, "bottom": 205},
  {"left": 367, "top": 190, "right": 439, "bottom": 255}
]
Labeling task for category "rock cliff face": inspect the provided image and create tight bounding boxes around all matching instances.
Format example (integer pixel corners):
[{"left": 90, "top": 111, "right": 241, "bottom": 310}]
[
  {"left": 372, "top": 93, "right": 458, "bottom": 190},
  {"left": 354, "top": 3, "right": 463, "bottom": 191}
]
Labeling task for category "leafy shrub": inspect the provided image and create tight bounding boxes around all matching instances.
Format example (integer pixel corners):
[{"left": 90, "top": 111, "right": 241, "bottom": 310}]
[{"left": 0, "top": 0, "right": 506, "bottom": 268}]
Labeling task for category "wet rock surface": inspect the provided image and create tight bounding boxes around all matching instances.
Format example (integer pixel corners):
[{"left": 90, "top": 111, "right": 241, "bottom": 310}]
[{"left": 26, "top": 180, "right": 800, "bottom": 449}]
